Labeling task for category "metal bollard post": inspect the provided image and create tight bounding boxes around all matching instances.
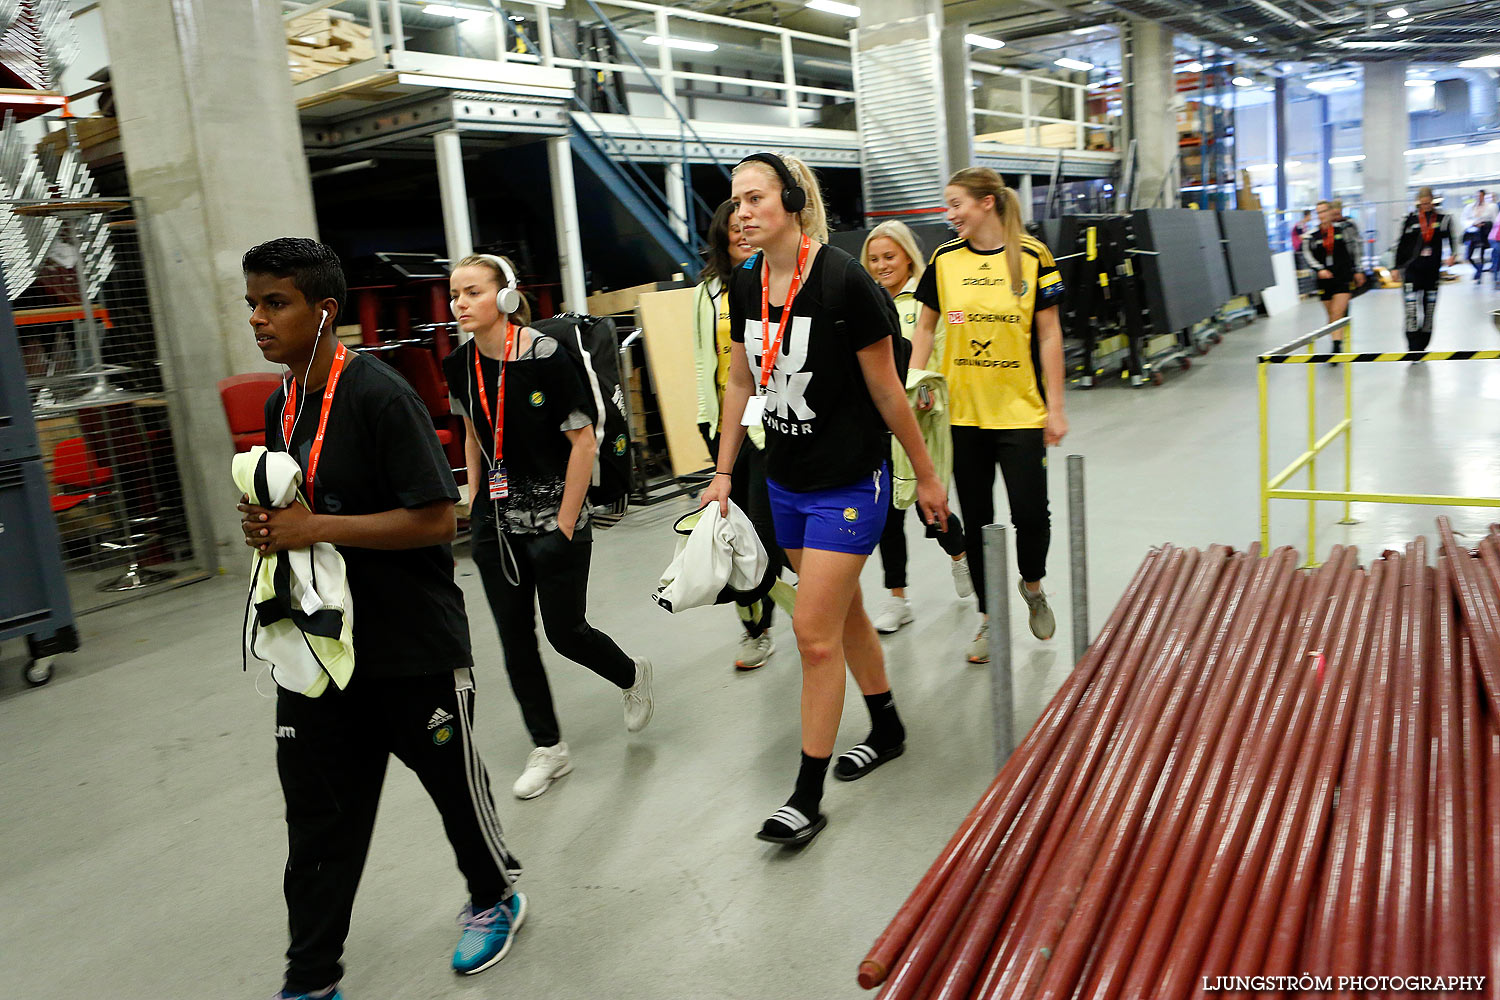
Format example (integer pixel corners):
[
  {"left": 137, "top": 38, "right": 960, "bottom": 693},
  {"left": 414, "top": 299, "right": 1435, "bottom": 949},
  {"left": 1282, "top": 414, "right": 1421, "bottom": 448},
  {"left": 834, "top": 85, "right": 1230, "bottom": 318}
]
[
  {"left": 983, "top": 523, "right": 1013, "bottom": 770},
  {"left": 1067, "top": 454, "right": 1089, "bottom": 665}
]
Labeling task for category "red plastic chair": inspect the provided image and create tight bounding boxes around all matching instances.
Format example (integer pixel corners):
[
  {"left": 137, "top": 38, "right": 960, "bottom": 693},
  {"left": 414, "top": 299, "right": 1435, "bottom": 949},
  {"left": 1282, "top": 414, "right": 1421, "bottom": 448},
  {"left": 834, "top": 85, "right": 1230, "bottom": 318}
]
[
  {"left": 49, "top": 436, "right": 111, "bottom": 514},
  {"left": 387, "top": 346, "right": 459, "bottom": 448},
  {"left": 218, "top": 372, "right": 283, "bottom": 453}
]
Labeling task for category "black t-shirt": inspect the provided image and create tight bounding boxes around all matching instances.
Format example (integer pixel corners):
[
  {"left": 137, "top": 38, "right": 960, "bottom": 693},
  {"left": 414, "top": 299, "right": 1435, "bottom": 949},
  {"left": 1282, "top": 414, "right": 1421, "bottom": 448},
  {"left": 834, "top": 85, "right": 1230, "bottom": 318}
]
[
  {"left": 442, "top": 334, "right": 594, "bottom": 534},
  {"left": 263, "top": 353, "right": 471, "bottom": 677},
  {"left": 729, "top": 244, "right": 899, "bottom": 492}
]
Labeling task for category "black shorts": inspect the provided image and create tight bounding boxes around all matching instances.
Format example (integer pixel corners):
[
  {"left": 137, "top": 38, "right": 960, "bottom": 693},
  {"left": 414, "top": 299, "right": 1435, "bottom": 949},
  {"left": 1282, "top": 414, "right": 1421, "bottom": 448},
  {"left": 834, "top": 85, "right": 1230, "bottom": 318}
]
[{"left": 1317, "top": 271, "right": 1355, "bottom": 301}]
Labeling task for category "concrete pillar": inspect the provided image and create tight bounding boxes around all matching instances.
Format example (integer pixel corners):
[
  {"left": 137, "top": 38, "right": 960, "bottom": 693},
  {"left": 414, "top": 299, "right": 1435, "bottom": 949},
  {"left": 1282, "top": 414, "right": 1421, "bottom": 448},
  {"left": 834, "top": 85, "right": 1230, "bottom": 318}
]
[
  {"left": 1362, "top": 60, "right": 1409, "bottom": 245},
  {"left": 435, "top": 129, "right": 475, "bottom": 267},
  {"left": 1273, "top": 76, "right": 1289, "bottom": 216},
  {"left": 99, "top": 0, "right": 318, "bottom": 570},
  {"left": 548, "top": 136, "right": 587, "bottom": 310},
  {"left": 1124, "top": 18, "right": 1178, "bottom": 209},
  {"left": 854, "top": 0, "right": 977, "bottom": 220}
]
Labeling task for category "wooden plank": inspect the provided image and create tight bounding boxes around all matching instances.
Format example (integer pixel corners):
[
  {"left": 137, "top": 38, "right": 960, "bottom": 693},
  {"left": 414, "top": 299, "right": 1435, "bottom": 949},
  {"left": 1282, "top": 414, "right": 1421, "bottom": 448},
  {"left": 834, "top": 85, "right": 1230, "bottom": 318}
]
[{"left": 636, "top": 287, "right": 712, "bottom": 478}]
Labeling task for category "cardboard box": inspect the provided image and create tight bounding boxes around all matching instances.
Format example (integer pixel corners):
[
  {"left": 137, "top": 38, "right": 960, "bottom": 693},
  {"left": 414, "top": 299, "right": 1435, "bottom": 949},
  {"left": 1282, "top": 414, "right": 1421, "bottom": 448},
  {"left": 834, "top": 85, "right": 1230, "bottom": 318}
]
[{"left": 586, "top": 280, "right": 689, "bottom": 318}]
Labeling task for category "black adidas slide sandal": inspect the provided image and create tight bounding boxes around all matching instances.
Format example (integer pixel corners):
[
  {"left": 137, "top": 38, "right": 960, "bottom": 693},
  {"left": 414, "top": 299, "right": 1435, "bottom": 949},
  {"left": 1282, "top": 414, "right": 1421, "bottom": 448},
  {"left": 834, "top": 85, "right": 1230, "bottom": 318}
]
[
  {"left": 755, "top": 805, "right": 827, "bottom": 847},
  {"left": 833, "top": 743, "right": 905, "bottom": 782}
]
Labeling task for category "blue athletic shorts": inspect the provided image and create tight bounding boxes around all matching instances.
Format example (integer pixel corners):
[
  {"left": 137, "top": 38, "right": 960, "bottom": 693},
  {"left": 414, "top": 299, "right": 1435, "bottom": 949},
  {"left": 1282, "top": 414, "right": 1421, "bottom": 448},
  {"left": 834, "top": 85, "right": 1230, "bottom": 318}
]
[{"left": 766, "top": 464, "right": 889, "bottom": 556}]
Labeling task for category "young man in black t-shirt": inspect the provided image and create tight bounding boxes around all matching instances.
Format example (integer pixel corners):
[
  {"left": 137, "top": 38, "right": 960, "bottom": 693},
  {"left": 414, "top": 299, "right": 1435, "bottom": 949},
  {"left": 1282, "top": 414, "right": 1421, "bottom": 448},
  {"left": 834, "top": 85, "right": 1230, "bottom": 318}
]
[{"left": 238, "top": 239, "right": 524, "bottom": 1000}]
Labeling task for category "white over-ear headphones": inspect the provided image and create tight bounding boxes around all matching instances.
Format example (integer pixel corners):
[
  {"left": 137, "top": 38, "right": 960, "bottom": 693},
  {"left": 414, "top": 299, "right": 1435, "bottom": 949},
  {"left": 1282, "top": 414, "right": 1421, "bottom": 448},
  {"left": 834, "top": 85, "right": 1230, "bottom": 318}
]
[{"left": 479, "top": 253, "right": 522, "bottom": 315}]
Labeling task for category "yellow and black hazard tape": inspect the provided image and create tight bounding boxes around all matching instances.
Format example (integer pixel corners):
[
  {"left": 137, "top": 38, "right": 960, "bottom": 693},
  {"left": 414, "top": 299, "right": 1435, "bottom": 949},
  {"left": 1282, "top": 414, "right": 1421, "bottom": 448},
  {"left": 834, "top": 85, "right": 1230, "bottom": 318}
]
[{"left": 1259, "top": 350, "right": 1500, "bottom": 365}]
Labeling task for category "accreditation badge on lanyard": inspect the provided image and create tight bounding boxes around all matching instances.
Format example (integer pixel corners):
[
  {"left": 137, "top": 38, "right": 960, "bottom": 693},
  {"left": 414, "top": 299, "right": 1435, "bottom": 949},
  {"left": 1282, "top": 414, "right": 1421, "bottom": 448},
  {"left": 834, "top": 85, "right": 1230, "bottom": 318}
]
[
  {"left": 474, "top": 323, "right": 515, "bottom": 500},
  {"left": 745, "top": 234, "right": 811, "bottom": 427},
  {"left": 282, "top": 342, "right": 351, "bottom": 508}
]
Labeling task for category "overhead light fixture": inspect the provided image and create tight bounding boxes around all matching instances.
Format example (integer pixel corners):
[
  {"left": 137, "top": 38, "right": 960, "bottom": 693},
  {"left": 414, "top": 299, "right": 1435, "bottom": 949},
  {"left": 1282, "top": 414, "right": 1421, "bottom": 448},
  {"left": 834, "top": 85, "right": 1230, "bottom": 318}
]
[
  {"left": 1387, "top": 6, "right": 1408, "bottom": 16},
  {"left": 423, "top": 3, "right": 491, "bottom": 20},
  {"left": 1176, "top": 60, "right": 1204, "bottom": 73},
  {"left": 1328, "top": 154, "right": 1365, "bottom": 163},
  {"left": 1243, "top": 163, "right": 1276, "bottom": 172},
  {"left": 966, "top": 34, "right": 1005, "bottom": 50},
  {"left": 1341, "top": 39, "right": 1416, "bottom": 49},
  {"left": 1405, "top": 78, "right": 1434, "bottom": 87},
  {"left": 1405, "top": 143, "right": 1464, "bottom": 155},
  {"left": 805, "top": 0, "right": 861, "bottom": 16},
  {"left": 1232, "top": 76, "right": 1254, "bottom": 87},
  {"left": 1285, "top": 160, "right": 1302, "bottom": 167},
  {"left": 642, "top": 35, "right": 719, "bottom": 52},
  {"left": 1071, "top": 25, "right": 1106, "bottom": 35},
  {"left": 1244, "top": 35, "right": 1259, "bottom": 42},
  {"left": 1054, "top": 57, "right": 1094, "bottom": 71},
  {"left": 1306, "top": 77, "right": 1356, "bottom": 93},
  {"left": 1459, "top": 54, "right": 1500, "bottom": 68}
]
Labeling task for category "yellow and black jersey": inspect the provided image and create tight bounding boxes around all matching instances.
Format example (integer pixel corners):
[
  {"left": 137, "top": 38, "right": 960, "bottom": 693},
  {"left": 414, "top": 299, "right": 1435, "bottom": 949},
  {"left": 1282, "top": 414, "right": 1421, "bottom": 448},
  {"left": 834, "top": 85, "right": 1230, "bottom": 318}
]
[{"left": 913, "top": 235, "right": 1064, "bottom": 429}]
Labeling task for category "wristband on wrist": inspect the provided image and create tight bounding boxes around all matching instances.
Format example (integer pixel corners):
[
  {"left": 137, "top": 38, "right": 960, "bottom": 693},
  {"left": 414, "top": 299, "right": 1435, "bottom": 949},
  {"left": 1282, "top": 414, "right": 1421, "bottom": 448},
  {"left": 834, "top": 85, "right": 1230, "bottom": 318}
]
[{"left": 714, "top": 471, "right": 732, "bottom": 477}]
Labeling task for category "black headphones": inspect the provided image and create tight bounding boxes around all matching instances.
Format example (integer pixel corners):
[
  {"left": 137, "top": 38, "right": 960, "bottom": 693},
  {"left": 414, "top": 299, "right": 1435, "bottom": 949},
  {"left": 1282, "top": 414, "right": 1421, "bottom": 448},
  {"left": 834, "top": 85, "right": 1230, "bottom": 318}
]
[{"left": 737, "top": 152, "right": 807, "bottom": 215}]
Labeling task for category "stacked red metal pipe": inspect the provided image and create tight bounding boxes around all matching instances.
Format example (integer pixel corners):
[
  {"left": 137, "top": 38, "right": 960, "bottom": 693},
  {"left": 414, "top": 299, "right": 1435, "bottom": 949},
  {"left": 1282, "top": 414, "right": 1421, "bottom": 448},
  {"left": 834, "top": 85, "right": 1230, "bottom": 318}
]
[{"left": 862, "top": 520, "right": 1500, "bottom": 999}]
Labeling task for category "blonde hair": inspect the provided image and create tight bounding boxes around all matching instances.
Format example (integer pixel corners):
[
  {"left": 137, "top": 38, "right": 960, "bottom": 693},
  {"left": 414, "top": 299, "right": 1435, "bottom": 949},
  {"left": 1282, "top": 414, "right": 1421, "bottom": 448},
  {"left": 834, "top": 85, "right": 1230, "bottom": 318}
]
[
  {"left": 947, "top": 166, "right": 1024, "bottom": 293},
  {"left": 732, "top": 153, "right": 829, "bottom": 244},
  {"left": 861, "top": 220, "right": 926, "bottom": 290},
  {"left": 454, "top": 253, "right": 533, "bottom": 327}
]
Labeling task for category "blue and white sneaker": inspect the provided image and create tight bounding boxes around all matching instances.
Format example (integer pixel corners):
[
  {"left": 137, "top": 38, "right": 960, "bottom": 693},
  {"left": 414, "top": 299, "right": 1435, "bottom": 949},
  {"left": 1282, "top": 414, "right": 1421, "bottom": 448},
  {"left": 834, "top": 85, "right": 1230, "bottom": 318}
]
[
  {"left": 452, "top": 892, "right": 528, "bottom": 975},
  {"left": 273, "top": 986, "right": 341, "bottom": 1000}
]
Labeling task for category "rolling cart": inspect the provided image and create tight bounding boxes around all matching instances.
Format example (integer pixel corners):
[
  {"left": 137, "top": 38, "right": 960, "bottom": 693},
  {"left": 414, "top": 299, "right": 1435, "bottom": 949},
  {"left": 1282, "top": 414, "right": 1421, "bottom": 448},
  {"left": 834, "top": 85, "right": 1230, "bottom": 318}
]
[{"left": 1, "top": 263, "right": 79, "bottom": 687}]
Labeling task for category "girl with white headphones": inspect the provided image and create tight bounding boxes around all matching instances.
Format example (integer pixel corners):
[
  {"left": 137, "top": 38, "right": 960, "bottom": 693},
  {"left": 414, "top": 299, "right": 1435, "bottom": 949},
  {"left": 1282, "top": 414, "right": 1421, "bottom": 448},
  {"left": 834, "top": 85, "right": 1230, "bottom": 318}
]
[{"left": 441, "top": 254, "right": 654, "bottom": 801}]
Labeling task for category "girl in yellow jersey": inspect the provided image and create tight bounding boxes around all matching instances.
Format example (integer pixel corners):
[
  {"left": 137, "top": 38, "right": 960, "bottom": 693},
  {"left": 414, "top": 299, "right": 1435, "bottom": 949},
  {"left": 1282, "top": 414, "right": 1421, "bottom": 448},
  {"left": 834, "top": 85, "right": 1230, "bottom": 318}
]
[
  {"left": 693, "top": 200, "right": 785, "bottom": 670},
  {"left": 861, "top": 221, "right": 972, "bottom": 635},
  {"left": 911, "top": 168, "right": 1068, "bottom": 662}
]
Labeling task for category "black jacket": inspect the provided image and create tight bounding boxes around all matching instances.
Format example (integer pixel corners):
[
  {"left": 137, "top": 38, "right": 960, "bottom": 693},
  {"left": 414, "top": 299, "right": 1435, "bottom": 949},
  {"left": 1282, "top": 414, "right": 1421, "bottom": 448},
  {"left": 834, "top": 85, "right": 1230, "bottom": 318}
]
[{"left": 1394, "top": 209, "right": 1457, "bottom": 269}]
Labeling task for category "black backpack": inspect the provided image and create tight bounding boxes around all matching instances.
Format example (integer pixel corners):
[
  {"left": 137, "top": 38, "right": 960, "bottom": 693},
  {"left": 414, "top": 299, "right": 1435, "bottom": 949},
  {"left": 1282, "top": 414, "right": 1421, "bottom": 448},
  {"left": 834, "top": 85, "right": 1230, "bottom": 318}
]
[{"left": 532, "top": 313, "right": 631, "bottom": 528}]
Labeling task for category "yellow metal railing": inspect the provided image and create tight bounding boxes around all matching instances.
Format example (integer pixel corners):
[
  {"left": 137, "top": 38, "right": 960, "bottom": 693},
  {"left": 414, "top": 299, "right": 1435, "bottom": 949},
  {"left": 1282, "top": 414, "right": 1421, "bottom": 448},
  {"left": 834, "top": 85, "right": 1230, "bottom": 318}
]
[{"left": 1258, "top": 317, "right": 1500, "bottom": 563}]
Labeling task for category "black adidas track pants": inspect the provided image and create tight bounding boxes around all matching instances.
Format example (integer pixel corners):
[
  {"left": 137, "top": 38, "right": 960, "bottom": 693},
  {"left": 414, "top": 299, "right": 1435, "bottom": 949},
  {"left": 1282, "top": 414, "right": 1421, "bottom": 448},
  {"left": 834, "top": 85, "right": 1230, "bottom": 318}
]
[{"left": 276, "top": 668, "right": 519, "bottom": 994}]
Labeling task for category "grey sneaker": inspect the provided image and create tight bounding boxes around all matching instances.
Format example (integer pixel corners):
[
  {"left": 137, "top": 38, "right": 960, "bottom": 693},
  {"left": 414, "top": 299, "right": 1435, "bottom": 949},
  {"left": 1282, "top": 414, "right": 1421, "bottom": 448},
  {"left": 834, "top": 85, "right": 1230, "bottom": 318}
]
[
  {"left": 512, "top": 742, "right": 572, "bottom": 800},
  {"left": 1018, "top": 578, "right": 1056, "bottom": 640},
  {"left": 873, "top": 596, "right": 915, "bottom": 634},
  {"left": 950, "top": 558, "right": 975, "bottom": 599},
  {"left": 968, "top": 618, "right": 990, "bottom": 664},
  {"left": 623, "top": 657, "right": 654, "bottom": 732},
  {"left": 735, "top": 631, "right": 775, "bottom": 670}
]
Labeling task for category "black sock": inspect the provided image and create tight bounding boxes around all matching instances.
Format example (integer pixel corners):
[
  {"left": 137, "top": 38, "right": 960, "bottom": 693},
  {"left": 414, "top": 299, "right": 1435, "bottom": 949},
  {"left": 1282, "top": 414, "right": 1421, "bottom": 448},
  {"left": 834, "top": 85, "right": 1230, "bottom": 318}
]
[
  {"left": 864, "top": 691, "right": 906, "bottom": 751},
  {"left": 787, "top": 751, "right": 830, "bottom": 818}
]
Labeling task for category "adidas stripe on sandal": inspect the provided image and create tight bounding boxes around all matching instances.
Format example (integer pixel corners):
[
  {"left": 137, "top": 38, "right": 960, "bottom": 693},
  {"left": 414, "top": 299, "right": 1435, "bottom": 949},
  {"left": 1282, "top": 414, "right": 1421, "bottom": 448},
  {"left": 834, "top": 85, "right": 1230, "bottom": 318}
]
[
  {"left": 833, "top": 742, "right": 905, "bottom": 782},
  {"left": 755, "top": 805, "right": 827, "bottom": 846}
]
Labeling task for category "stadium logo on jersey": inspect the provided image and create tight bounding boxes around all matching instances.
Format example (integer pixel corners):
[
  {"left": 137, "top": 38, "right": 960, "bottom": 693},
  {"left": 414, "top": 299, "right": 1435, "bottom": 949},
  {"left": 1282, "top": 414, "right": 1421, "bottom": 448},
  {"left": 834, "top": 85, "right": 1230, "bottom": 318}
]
[{"left": 948, "top": 310, "right": 966, "bottom": 325}]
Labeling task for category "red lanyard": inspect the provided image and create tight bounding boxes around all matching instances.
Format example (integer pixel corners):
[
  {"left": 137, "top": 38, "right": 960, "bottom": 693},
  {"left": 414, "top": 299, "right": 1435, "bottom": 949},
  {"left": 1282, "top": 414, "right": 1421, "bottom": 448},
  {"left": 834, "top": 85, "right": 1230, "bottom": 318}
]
[
  {"left": 758, "top": 234, "right": 812, "bottom": 391},
  {"left": 1323, "top": 225, "right": 1334, "bottom": 255},
  {"left": 1419, "top": 210, "right": 1434, "bottom": 243},
  {"left": 281, "top": 342, "right": 350, "bottom": 506},
  {"left": 472, "top": 321, "right": 516, "bottom": 465}
]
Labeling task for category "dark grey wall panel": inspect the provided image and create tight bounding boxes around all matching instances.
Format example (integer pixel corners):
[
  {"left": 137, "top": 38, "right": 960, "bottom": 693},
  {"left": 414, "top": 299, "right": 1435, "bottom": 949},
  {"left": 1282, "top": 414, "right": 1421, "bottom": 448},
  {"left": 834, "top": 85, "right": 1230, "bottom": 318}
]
[
  {"left": 1217, "top": 209, "right": 1276, "bottom": 294},
  {"left": 1129, "top": 208, "right": 1230, "bottom": 331}
]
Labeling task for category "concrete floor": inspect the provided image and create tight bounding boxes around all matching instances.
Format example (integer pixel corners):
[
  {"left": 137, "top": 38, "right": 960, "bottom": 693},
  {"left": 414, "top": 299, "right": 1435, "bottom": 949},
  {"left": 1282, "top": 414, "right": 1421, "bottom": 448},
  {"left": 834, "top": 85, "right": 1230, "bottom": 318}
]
[{"left": 2, "top": 278, "right": 1497, "bottom": 999}]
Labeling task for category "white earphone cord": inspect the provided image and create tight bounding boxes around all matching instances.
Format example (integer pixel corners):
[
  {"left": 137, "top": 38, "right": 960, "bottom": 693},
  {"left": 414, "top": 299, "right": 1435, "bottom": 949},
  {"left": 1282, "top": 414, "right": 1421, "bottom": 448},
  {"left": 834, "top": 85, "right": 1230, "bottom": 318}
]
[{"left": 286, "top": 311, "right": 327, "bottom": 446}]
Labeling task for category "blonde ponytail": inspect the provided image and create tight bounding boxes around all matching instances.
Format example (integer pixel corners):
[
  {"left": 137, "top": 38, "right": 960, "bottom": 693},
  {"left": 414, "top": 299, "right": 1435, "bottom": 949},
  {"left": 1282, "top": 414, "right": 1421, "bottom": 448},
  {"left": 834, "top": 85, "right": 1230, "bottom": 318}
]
[{"left": 948, "top": 166, "right": 1025, "bottom": 294}]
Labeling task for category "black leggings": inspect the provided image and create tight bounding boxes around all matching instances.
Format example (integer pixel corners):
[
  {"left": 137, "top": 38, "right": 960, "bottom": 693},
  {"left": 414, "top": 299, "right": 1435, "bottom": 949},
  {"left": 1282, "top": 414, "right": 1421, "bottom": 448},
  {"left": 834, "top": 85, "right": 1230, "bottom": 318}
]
[
  {"left": 470, "top": 502, "right": 635, "bottom": 747},
  {"left": 877, "top": 491, "right": 967, "bottom": 591},
  {"left": 1403, "top": 258, "right": 1441, "bottom": 351},
  {"left": 951, "top": 426, "right": 1050, "bottom": 610}
]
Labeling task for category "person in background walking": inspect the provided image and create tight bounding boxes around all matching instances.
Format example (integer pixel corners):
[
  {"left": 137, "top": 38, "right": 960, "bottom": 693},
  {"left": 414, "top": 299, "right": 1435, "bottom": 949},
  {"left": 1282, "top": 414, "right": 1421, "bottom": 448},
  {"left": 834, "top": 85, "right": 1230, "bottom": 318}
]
[
  {"left": 1466, "top": 190, "right": 1496, "bottom": 281},
  {"left": 911, "top": 167, "right": 1068, "bottom": 662},
  {"left": 861, "top": 220, "right": 972, "bottom": 635},
  {"left": 444, "top": 254, "right": 655, "bottom": 801},
  {"left": 1393, "top": 187, "right": 1458, "bottom": 355},
  {"left": 693, "top": 200, "right": 786, "bottom": 670},
  {"left": 1290, "top": 209, "right": 1312, "bottom": 255},
  {"left": 1302, "top": 199, "right": 1362, "bottom": 352}
]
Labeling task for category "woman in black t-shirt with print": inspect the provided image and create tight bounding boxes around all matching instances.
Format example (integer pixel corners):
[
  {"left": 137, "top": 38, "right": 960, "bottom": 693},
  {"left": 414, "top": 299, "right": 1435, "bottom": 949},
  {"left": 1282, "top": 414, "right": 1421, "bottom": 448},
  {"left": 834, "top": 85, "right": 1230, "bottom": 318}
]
[
  {"left": 443, "top": 254, "right": 654, "bottom": 802},
  {"left": 701, "top": 153, "right": 951, "bottom": 847}
]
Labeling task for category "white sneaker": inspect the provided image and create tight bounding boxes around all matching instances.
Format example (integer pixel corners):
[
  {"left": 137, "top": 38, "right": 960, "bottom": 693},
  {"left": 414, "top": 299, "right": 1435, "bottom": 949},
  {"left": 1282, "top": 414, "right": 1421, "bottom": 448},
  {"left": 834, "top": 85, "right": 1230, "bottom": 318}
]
[
  {"left": 735, "top": 631, "right": 775, "bottom": 670},
  {"left": 950, "top": 558, "right": 975, "bottom": 599},
  {"left": 623, "top": 657, "right": 654, "bottom": 732},
  {"left": 873, "top": 596, "right": 915, "bottom": 634},
  {"left": 512, "top": 742, "right": 572, "bottom": 800},
  {"left": 968, "top": 618, "right": 990, "bottom": 664}
]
